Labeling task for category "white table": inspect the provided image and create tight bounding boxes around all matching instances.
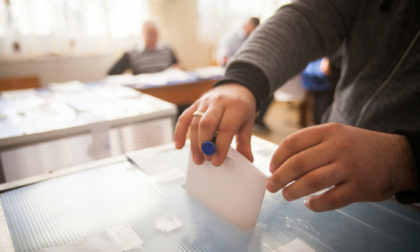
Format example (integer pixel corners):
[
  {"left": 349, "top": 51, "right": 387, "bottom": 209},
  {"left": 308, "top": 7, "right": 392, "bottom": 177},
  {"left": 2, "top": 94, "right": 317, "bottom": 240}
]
[{"left": 0, "top": 82, "right": 177, "bottom": 182}]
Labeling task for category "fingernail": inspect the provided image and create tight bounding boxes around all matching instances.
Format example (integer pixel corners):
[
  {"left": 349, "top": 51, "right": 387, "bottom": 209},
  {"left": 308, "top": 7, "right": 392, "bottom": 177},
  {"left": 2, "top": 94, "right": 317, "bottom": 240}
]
[
  {"left": 266, "top": 179, "right": 274, "bottom": 192},
  {"left": 212, "top": 156, "right": 219, "bottom": 166},
  {"left": 193, "top": 154, "right": 201, "bottom": 164},
  {"left": 282, "top": 189, "right": 289, "bottom": 200},
  {"left": 304, "top": 197, "right": 309, "bottom": 208}
]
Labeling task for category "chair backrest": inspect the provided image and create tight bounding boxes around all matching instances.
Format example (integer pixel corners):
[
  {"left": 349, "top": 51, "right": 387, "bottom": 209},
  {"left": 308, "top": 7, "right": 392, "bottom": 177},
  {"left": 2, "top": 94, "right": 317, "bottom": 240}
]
[{"left": 0, "top": 75, "right": 41, "bottom": 92}]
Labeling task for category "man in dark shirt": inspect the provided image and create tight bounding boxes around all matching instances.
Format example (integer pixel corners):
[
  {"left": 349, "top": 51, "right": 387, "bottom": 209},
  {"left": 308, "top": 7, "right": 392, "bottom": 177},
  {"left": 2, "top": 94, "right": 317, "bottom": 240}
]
[
  {"left": 108, "top": 21, "right": 179, "bottom": 75},
  {"left": 175, "top": 0, "right": 420, "bottom": 211}
]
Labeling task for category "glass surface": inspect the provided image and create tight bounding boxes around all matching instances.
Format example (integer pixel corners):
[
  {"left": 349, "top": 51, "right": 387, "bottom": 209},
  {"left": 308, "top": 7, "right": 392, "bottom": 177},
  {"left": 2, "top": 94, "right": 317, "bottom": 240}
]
[{"left": 1, "top": 146, "right": 420, "bottom": 251}]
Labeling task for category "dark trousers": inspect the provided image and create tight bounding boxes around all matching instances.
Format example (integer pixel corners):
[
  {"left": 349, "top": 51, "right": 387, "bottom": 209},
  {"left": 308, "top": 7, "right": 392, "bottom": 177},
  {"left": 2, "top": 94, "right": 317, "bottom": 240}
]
[
  {"left": 256, "top": 95, "right": 274, "bottom": 123},
  {"left": 312, "top": 89, "right": 334, "bottom": 124}
]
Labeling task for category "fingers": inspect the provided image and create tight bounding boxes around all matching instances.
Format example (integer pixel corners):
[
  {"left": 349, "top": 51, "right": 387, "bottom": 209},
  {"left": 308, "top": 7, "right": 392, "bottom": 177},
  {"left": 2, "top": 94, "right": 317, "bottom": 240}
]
[
  {"left": 235, "top": 121, "right": 254, "bottom": 163},
  {"left": 281, "top": 163, "right": 344, "bottom": 201},
  {"left": 195, "top": 104, "right": 223, "bottom": 161},
  {"left": 269, "top": 125, "right": 326, "bottom": 174},
  {"left": 267, "top": 141, "right": 332, "bottom": 193},
  {"left": 174, "top": 84, "right": 257, "bottom": 165},
  {"left": 189, "top": 109, "right": 205, "bottom": 164},
  {"left": 304, "top": 184, "right": 356, "bottom": 212},
  {"left": 176, "top": 98, "right": 249, "bottom": 166},
  {"left": 210, "top": 106, "right": 254, "bottom": 166},
  {"left": 264, "top": 123, "right": 419, "bottom": 212},
  {"left": 265, "top": 123, "right": 357, "bottom": 212},
  {"left": 191, "top": 104, "right": 219, "bottom": 163},
  {"left": 175, "top": 104, "right": 210, "bottom": 164},
  {"left": 174, "top": 104, "right": 197, "bottom": 149}
]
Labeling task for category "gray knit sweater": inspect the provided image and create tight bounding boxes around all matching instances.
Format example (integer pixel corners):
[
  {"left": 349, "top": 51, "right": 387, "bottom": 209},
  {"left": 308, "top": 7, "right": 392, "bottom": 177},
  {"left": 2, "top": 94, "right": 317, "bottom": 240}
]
[{"left": 217, "top": 0, "right": 420, "bottom": 133}]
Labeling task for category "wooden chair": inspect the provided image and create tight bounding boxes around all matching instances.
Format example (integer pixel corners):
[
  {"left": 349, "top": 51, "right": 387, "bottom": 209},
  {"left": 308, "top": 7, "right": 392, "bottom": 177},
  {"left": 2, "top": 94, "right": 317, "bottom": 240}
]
[
  {"left": 0, "top": 75, "right": 41, "bottom": 92},
  {"left": 299, "top": 90, "right": 314, "bottom": 128}
]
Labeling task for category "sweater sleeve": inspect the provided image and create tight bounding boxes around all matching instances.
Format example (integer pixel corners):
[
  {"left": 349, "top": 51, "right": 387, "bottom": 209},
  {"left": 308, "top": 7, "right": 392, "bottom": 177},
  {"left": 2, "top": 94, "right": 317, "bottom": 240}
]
[
  {"left": 169, "top": 49, "right": 179, "bottom": 65},
  {"left": 215, "top": 0, "right": 360, "bottom": 105},
  {"left": 214, "top": 62, "right": 269, "bottom": 110},
  {"left": 108, "top": 53, "right": 130, "bottom": 75},
  {"left": 394, "top": 130, "right": 420, "bottom": 204}
]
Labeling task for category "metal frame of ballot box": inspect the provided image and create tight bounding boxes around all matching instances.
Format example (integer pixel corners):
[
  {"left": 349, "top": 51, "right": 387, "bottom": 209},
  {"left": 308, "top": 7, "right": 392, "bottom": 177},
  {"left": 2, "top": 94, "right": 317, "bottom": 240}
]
[
  {"left": 0, "top": 137, "right": 419, "bottom": 252},
  {"left": 0, "top": 84, "right": 177, "bottom": 183}
]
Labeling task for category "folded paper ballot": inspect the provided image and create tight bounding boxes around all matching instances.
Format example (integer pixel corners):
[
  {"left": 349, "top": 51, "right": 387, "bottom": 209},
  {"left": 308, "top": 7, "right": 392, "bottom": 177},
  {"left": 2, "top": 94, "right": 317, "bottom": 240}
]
[{"left": 185, "top": 147, "right": 267, "bottom": 230}]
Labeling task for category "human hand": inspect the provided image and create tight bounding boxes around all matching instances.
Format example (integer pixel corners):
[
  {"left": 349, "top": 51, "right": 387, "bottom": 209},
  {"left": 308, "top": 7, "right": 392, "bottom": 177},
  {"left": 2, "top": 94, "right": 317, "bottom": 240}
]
[
  {"left": 266, "top": 123, "right": 418, "bottom": 212},
  {"left": 320, "top": 57, "right": 331, "bottom": 76},
  {"left": 175, "top": 84, "right": 257, "bottom": 166},
  {"left": 171, "top": 63, "right": 182, "bottom": 69}
]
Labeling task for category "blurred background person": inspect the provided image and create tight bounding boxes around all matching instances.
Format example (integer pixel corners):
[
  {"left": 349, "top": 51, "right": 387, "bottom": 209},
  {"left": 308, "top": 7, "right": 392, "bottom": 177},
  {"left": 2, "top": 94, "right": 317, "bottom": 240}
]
[
  {"left": 301, "top": 49, "right": 342, "bottom": 125},
  {"left": 108, "top": 20, "right": 180, "bottom": 75},
  {"left": 216, "top": 17, "right": 260, "bottom": 67}
]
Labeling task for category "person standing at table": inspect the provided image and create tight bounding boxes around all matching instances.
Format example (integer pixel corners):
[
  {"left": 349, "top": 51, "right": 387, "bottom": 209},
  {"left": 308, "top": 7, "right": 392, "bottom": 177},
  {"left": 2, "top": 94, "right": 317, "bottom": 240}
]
[
  {"left": 301, "top": 57, "right": 341, "bottom": 125},
  {"left": 175, "top": 0, "right": 420, "bottom": 211},
  {"left": 108, "top": 20, "right": 180, "bottom": 75},
  {"left": 216, "top": 17, "right": 260, "bottom": 67}
]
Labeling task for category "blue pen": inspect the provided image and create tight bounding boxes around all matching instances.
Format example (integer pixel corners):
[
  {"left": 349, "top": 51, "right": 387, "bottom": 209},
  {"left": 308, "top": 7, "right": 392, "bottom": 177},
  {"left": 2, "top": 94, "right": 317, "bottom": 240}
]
[{"left": 201, "top": 134, "right": 216, "bottom": 156}]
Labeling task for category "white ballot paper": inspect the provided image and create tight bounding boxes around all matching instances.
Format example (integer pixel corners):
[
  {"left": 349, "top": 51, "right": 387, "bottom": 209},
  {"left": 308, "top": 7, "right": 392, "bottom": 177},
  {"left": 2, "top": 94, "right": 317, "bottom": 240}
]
[{"left": 185, "top": 147, "right": 267, "bottom": 230}]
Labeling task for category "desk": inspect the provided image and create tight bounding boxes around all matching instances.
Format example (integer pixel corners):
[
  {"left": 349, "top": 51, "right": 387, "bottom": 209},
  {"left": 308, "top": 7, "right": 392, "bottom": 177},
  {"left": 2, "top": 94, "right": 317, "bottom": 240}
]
[
  {"left": 137, "top": 79, "right": 217, "bottom": 106},
  {"left": 0, "top": 83, "right": 177, "bottom": 183},
  {"left": 0, "top": 137, "right": 419, "bottom": 252},
  {"left": 104, "top": 67, "right": 224, "bottom": 106}
]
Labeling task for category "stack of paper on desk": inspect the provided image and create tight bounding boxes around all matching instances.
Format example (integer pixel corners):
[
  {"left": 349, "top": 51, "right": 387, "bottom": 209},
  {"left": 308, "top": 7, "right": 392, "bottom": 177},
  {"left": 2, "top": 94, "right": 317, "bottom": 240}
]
[{"left": 185, "top": 147, "right": 267, "bottom": 230}]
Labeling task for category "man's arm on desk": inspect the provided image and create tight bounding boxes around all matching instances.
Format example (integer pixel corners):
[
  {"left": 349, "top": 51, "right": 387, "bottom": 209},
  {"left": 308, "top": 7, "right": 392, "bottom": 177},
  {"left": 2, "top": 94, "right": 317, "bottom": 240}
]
[{"left": 108, "top": 53, "right": 130, "bottom": 75}]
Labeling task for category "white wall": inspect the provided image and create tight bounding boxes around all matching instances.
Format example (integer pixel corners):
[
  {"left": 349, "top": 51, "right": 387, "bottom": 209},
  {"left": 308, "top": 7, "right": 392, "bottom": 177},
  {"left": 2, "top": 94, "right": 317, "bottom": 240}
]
[
  {"left": 0, "top": 0, "right": 215, "bottom": 87},
  {"left": 0, "top": 55, "right": 117, "bottom": 86},
  {"left": 149, "top": 0, "right": 214, "bottom": 69}
]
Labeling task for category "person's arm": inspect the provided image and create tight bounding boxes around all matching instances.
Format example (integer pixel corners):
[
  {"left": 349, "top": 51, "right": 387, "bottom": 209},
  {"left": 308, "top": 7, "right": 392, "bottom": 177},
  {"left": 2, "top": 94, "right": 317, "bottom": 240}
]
[
  {"left": 169, "top": 48, "right": 178, "bottom": 65},
  {"left": 107, "top": 53, "right": 130, "bottom": 75},
  {"left": 176, "top": 0, "right": 361, "bottom": 166},
  {"left": 218, "top": 0, "right": 360, "bottom": 106}
]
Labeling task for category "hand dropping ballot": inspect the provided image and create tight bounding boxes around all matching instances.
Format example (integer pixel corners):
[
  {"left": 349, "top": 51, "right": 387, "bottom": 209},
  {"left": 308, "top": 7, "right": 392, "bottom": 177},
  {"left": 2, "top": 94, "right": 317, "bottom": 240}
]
[{"left": 185, "top": 147, "right": 267, "bottom": 230}]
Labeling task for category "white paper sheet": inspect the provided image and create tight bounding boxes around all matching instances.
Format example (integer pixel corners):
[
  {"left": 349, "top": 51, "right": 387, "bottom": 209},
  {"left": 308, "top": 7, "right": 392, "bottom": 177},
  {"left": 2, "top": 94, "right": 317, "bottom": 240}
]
[
  {"left": 275, "top": 238, "right": 315, "bottom": 252},
  {"left": 192, "top": 66, "right": 225, "bottom": 79},
  {"left": 185, "top": 147, "right": 267, "bottom": 230},
  {"left": 49, "top": 80, "right": 86, "bottom": 93},
  {"left": 126, "top": 145, "right": 188, "bottom": 183},
  {"left": 104, "top": 68, "right": 194, "bottom": 87},
  {"left": 37, "top": 225, "right": 143, "bottom": 252},
  {"left": 1, "top": 88, "right": 37, "bottom": 99}
]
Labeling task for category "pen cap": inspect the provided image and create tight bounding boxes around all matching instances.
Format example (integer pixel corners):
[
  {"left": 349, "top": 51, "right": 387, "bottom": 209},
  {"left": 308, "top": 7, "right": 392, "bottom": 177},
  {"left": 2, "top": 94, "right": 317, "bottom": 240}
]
[{"left": 201, "top": 140, "right": 216, "bottom": 156}]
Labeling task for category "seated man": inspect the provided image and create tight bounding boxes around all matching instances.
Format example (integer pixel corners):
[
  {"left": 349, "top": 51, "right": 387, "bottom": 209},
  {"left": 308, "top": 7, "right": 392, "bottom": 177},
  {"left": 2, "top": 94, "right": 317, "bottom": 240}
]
[{"left": 108, "top": 21, "right": 179, "bottom": 75}]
